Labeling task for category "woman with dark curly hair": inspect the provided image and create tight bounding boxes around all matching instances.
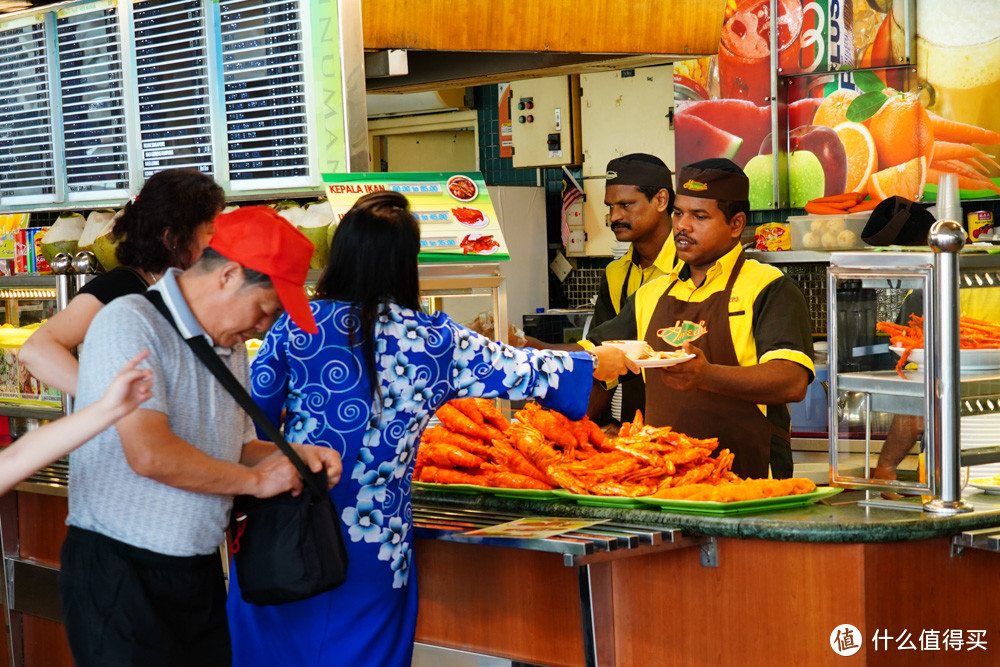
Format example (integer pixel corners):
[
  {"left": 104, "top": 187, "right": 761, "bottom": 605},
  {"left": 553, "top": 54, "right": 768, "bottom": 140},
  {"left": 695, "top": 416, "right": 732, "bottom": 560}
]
[{"left": 20, "top": 168, "right": 225, "bottom": 395}]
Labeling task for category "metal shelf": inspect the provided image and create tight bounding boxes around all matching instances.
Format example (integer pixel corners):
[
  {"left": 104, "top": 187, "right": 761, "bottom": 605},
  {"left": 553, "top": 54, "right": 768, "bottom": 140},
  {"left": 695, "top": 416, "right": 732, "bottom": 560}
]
[
  {"left": 0, "top": 275, "right": 59, "bottom": 289},
  {"left": 746, "top": 250, "right": 837, "bottom": 263},
  {"left": 0, "top": 404, "right": 63, "bottom": 421},
  {"left": 838, "top": 370, "right": 1000, "bottom": 416}
]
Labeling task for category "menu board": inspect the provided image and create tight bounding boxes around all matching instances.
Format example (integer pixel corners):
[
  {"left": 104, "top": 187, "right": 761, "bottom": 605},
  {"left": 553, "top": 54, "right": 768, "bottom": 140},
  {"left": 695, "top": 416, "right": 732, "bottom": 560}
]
[
  {"left": 0, "top": 15, "right": 57, "bottom": 205},
  {"left": 56, "top": 0, "right": 129, "bottom": 197},
  {"left": 219, "top": 0, "right": 310, "bottom": 187},
  {"left": 134, "top": 0, "right": 214, "bottom": 177},
  {"left": 322, "top": 172, "right": 509, "bottom": 263}
]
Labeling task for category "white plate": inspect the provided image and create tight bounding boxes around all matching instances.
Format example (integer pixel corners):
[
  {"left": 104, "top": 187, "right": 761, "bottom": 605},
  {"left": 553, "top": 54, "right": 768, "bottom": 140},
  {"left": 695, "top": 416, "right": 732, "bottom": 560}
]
[
  {"left": 460, "top": 233, "right": 499, "bottom": 255},
  {"left": 890, "top": 346, "right": 1000, "bottom": 371},
  {"left": 633, "top": 353, "right": 695, "bottom": 368},
  {"left": 602, "top": 340, "right": 650, "bottom": 358},
  {"left": 969, "top": 479, "right": 1000, "bottom": 495},
  {"left": 451, "top": 207, "right": 488, "bottom": 228}
]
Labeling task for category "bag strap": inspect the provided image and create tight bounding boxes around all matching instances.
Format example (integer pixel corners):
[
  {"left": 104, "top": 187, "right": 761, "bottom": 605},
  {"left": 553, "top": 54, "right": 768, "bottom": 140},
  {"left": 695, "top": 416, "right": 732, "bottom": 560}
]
[{"left": 144, "top": 290, "right": 327, "bottom": 499}]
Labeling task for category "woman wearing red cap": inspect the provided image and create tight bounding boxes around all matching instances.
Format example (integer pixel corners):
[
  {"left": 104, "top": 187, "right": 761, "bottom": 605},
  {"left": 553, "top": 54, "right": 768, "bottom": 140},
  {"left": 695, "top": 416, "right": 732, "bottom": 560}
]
[
  {"left": 20, "top": 168, "right": 224, "bottom": 395},
  {"left": 226, "top": 191, "right": 630, "bottom": 667}
]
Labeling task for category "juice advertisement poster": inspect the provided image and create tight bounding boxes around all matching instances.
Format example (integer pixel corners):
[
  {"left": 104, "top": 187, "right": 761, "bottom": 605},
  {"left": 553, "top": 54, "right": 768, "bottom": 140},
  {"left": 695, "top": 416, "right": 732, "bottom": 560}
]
[
  {"left": 676, "top": 0, "right": 1000, "bottom": 208},
  {"left": 675, "top": 0, "right": 859, "bottom": 203},
  {"left": 784, "top": 61, "right": 1000, "bottom": 209},
  {"left": 322, "top": 172, "right": 509, "bottom": 263}
]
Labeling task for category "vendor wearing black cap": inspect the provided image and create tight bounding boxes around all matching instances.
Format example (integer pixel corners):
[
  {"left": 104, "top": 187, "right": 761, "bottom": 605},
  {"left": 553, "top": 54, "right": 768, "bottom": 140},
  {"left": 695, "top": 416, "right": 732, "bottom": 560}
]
[
  {"left": 580, "top": 153, "right": 676, "bottom": 426},
  {"left": 589, "top": 158, "right": 814, "bottom": 478}
]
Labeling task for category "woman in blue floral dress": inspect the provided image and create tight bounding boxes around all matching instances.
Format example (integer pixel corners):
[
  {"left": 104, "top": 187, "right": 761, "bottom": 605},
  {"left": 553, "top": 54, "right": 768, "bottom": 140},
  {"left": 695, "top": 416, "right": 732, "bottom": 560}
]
[{"left": 227, "top": 192, "right": 625, "bottom": 666}]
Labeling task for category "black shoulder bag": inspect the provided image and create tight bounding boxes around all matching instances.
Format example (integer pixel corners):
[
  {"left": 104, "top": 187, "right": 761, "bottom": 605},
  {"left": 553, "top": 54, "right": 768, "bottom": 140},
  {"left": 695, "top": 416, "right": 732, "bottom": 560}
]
[{"left": 145, "top": 291, "right": 348, "bottom": 605}]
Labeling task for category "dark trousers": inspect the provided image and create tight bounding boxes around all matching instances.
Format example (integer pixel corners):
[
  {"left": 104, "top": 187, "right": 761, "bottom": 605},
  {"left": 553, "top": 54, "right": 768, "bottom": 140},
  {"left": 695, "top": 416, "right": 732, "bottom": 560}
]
[{"left": 59, "top": 526, "right": 231, "bottom": 667}]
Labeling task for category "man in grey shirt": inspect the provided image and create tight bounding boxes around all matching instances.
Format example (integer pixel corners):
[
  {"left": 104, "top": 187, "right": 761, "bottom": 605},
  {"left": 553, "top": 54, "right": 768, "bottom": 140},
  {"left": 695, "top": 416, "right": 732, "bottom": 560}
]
[{"left": 59, "top": 206, "right": 342, "bottom": 667}]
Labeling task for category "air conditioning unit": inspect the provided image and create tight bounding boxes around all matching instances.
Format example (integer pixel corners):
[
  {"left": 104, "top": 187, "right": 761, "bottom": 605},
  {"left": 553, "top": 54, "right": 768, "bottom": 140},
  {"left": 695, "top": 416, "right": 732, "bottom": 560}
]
[
  {"left": 366, "top": 89, "right": 470, "bottom": 119},
  {"left": 0, "top": 0, "right": 367, "bottom": 211}
]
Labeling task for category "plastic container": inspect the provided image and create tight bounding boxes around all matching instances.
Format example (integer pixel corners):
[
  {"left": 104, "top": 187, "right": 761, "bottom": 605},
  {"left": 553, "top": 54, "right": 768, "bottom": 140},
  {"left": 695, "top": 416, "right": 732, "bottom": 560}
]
[
  {"left": 790, "top": 364, "right": 828, "bottom": 435},
  {"left": 787, "top": 213, "right": 870, "bottom": 251}
]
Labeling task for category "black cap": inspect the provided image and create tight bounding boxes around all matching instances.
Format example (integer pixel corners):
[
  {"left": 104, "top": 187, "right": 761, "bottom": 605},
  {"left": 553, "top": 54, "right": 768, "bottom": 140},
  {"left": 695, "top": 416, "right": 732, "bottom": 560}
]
[
  {"left": 861, "top": 197, "right": 936, "bottom": 246},
  {"left": 606, "top": 153, "right": 673, "bottom": 191},
  {"left": 676, "top": 158, "right": 749, "bottom": 200}
]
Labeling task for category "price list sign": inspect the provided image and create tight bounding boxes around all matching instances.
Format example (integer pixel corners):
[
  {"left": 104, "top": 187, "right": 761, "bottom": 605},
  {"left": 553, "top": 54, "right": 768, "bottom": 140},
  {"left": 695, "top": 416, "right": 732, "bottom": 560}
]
[
  {"left": 322, "top": 172, "right": 509, "bottom": 263},
  {"left": 0, "top": 15, "right": 57, "bottom": 204},
  {"left": 134, "top": 0, "right": 214, "bottom": 177},
  {"left": 220, "top": 0, "right": 309, "bottom": 187},
  {"left": 56, "top": 0, "right": 129, "bottom": 197}
]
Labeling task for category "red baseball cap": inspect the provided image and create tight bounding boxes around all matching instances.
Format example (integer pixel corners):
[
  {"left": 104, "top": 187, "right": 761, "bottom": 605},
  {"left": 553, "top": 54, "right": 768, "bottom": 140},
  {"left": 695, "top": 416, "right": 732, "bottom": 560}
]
[{"left": 209, "top": 206, "right": 318, "bottom": 334}]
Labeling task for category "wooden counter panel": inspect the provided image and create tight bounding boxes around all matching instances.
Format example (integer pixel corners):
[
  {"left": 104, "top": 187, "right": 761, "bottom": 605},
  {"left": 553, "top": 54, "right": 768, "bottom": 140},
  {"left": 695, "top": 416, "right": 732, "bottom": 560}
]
[
  {"left": 17, "top": 492, "right": 68, "bottom": 567},
  {"left": 0, "top": 607, "right": 8, "bottom": 667},
  {"left": 612, "top": 538, "right": 867, "bottom": 666},
  {"left": 862, "top": 539, "right": 1000, "bottom": 665},
  {"left": 414, "top": 538, "right": 583, "bottom": 666},
  {"left": 22, "top": 615, "right": 71, "bottom": 667},
  {"left": 362, "top": 0, "right": 724, "bottom": 55}
]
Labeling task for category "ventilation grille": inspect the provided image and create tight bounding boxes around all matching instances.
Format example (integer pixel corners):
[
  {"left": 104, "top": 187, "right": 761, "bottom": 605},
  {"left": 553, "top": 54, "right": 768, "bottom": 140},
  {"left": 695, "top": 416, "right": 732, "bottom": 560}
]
[
  {"left": 56, "top": 2, "right": 129, "bottom": 198},
  {"left": 220, "top": 0, "right": 309, "bottom": 187},
  {"left": 0, "top": 17, "right": 57, "bottom": 205},
  {"left": 134, "top": 0, "right": 214, "bottom": 178}
]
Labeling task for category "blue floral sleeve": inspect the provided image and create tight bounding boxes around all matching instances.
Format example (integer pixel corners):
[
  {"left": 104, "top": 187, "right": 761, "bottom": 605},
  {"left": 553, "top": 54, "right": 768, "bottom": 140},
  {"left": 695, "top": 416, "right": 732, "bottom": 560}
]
[
  {"left": 250, "top": 316, "right": 292, "bottom": 438},
  {"left": 444, "top": 318, "right": 594, "bottom": 420}
]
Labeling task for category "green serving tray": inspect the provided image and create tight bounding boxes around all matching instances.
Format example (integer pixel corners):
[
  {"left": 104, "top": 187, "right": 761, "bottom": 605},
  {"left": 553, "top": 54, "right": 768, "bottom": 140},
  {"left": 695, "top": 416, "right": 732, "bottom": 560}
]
[
  {"left": 412, "top": 481, "right": 486, "bottom": 495},
  {"left": 550, "top": 488, "right": 650, "bottom": 509},
  {"left": 635, "top": 486, "right": 844, "bottom": 516}
]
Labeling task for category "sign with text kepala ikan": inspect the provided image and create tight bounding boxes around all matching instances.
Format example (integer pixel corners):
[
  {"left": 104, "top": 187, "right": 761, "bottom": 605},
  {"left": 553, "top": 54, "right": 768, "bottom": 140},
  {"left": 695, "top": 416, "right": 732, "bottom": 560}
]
[{"left": 322, "top": 172, "right": 509, "bottom": 263}]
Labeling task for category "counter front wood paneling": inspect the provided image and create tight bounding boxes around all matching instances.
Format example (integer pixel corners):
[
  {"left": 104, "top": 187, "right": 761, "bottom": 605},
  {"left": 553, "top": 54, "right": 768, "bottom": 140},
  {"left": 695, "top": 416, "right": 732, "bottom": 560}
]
[
  {"left": 613, "top": 538, "right": 868, "bottom": 666},
  {"left": 362, "top": 0, "right": 724, "bottom": 55},
  {"left": 22, "top": 616, "right": 72, "bottom": 667},
  {"left": 17, "top": 492, "right": 68, "bottom": 566},
  {"left": 415, "top": 539, "right": 583, "bottom": 667},
  {"left": 415, "top": 523, "right": 1000, "bottom": 666}
]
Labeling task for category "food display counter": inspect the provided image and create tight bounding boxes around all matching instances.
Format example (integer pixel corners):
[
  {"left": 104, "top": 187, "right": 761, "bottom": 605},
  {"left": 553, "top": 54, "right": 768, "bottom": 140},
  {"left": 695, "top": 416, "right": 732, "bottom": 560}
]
[{"left": 412, "top": 488, "right": 1000, "bottom": 666}]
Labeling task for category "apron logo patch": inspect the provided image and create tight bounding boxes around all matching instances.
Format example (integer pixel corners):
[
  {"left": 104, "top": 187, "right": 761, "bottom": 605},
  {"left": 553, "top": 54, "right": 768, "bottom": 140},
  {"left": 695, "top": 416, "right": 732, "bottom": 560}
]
[
  {"left": 657, "top": 319, "right": 708, "bottom": 347},
  {"left": 683, "top": 179, "right": 708, "bottom": 192},
  {"left": 730, "top": 296, "right": 739, "bottom": 303}
]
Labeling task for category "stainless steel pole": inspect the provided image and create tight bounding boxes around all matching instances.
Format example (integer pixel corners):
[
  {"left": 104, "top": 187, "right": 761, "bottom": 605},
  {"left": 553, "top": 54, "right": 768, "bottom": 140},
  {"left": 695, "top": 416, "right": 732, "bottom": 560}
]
[{"left": 925, "top": 220, "right": 972, "bottom": 514}]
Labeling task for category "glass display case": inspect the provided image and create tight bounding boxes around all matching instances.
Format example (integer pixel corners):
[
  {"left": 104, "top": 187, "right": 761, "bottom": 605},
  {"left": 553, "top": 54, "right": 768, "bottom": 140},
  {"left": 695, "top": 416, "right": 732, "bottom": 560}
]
[{"left": 828, "top": 233, "right": 1000, "bottom": 513}]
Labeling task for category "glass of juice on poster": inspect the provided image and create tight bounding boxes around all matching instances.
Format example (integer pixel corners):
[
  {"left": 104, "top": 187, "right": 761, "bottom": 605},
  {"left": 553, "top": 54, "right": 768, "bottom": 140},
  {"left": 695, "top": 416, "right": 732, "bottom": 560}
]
[
  {"left": 718, "top": 0, "right": 803, "bottom": 103},
  {"left": 917, "top": 0, "right": 1000, "bottom": 165}
]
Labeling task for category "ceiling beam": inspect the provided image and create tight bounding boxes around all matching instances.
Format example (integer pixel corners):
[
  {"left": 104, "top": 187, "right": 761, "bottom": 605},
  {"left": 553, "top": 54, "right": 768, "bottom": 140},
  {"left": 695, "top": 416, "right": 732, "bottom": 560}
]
[{"left": 361, "top": 0, "right": 725, "bottom": 56}]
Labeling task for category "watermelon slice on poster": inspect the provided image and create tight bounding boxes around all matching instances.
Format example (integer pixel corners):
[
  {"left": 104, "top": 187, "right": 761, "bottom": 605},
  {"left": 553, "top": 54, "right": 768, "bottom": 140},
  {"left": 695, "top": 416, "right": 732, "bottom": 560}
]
[
  {"left": 674, "top": 114, "right": 743, "bottom": 165},
  {"left": 676, "top": 99, "right": 770, "bottom": 168},
  {"left": 788, "top": 97, "right": 823, "bottom": 130}
]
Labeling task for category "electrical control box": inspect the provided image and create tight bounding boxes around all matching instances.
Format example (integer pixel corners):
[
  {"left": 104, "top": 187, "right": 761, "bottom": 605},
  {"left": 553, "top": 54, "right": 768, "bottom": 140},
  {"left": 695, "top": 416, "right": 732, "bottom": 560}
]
[{"left": 509, "top": 76, "right": 582, "bottom": 168}]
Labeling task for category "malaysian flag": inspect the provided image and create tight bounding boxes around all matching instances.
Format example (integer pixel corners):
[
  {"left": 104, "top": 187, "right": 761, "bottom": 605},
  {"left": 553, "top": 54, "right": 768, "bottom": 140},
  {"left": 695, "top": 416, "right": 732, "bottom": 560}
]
[{"left": 560, "top": 169, "right": 584, "bottom": 249}]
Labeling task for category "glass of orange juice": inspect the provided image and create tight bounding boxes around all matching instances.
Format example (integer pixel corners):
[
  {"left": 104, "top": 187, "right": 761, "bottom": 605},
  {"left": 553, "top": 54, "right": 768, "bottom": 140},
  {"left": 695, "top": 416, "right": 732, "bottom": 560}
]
[{"left": 916, "top": 0, "right": 1000, "bottom": 165}]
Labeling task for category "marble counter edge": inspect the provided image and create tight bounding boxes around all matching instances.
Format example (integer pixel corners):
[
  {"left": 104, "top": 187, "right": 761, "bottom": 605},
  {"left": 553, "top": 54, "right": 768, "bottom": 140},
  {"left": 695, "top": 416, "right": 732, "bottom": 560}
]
[{"left": 413, "top": 489, "right": 1000, "bottom": 543}]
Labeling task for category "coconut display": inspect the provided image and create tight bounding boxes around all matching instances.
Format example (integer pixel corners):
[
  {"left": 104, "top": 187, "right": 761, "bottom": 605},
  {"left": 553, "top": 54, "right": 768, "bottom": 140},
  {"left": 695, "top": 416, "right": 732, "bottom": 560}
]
[
  {"left": 298, "top": 200, "right": 335, "bottom": 269},
  {"left": 38, "top": 212, "right": 86, "bottom": 265},
  {"left": 91, "top": 211, "right": 123, "bottom": 272},
  {"left": 77, "top": 209, "right": 117, "bottom": 254}
]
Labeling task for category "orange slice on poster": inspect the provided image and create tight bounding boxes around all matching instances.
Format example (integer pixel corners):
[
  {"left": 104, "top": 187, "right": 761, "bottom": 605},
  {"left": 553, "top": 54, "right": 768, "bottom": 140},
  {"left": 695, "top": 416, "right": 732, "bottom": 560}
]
[
  {"left": 868, "top": 156, "right": 928, "bottom": 202},
  {"left": 834, "top": 121, "right": 877, "bottom": 195}
]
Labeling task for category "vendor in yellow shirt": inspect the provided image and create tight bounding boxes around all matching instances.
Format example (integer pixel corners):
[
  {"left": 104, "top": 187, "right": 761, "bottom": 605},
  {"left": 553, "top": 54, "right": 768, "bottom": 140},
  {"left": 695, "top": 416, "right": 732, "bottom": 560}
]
[
  {"left": 588, "top": 153, "right": 676, "bottom": 425},
  {"left": 587, "top": 158, "right": 815, "bottom": 478}
]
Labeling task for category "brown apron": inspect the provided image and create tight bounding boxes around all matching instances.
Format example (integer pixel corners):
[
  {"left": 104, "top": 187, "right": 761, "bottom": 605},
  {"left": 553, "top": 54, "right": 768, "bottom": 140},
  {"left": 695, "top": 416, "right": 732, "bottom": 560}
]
[{"left": 643, "top": 253, "right": 771, "bottom": 478}]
